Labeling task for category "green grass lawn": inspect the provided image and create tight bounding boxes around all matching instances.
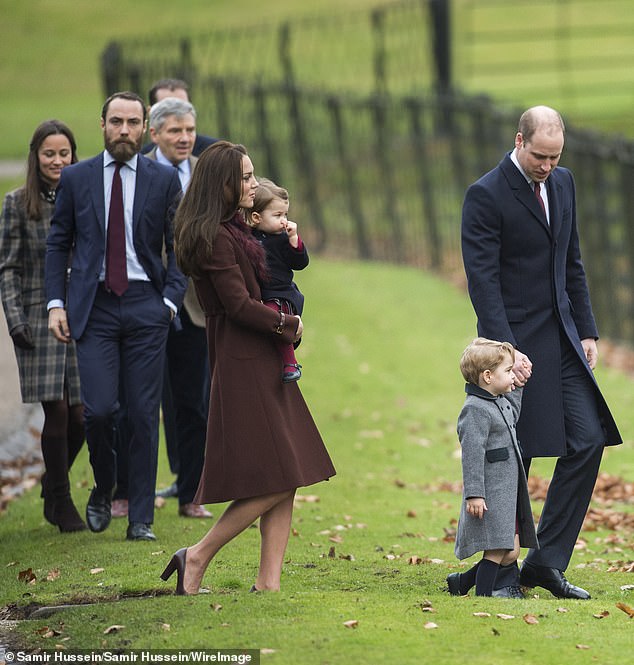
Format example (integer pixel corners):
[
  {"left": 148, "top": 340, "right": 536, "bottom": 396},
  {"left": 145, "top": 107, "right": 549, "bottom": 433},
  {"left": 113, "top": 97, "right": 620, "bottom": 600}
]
[{"left": 1, "top": 258, "right": 633, "bottom": 664}]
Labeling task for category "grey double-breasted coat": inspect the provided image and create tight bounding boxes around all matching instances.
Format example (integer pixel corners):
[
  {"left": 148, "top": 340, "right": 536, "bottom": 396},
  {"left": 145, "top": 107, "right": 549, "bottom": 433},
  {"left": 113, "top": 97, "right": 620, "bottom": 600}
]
[{"left": 454, "top": 384, "right": 538, "bottom": 560}]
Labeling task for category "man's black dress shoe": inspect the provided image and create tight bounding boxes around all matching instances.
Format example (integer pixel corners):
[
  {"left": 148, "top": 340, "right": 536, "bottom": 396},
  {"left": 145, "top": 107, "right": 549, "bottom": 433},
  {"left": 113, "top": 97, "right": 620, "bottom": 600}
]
[
  {"left": 126, "top": 522, "right": 156, "bottom": 541},
  {"left": 492, "top": 585, "right": 524, "bottom": 599},
  {"left": 519, "top": 561, "right": 590, "bottom": 600},
  {"left": 156, "top": 482, "right": 178, "bottom": 499},
  {"left": 85, "top": 487, "right": 112, "bottom": 533}
]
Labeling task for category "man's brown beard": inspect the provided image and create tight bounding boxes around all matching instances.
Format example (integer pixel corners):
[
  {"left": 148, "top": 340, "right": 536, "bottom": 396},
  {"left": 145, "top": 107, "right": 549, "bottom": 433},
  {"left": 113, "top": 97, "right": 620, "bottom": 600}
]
[{"left": 104, "top": 135, "right": 142, "bottom": 161}]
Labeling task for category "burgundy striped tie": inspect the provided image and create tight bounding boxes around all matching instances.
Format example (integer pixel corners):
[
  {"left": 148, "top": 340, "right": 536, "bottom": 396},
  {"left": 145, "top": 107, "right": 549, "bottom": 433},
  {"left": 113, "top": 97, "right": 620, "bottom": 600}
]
[{"left": 105, "top": 162, "right": 128, "bottom": 295}]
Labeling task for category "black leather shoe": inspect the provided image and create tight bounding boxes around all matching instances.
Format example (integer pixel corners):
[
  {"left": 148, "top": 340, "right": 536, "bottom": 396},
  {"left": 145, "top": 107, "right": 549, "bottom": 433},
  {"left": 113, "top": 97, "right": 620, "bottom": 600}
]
[
  {"left": 492, "top": 585, "right": 524, "bottom": 599},
  {"left": 126, "top": 522, "right": 156, "bottom": 541},
  {"left": 156, "top": 482, "right": 178, "bottom": 499},
  {"left": 519, "top": 561, "right": 590, "bottom": 600},
  {"left": 446, "top": 572, "right": 462, "bottom": 596},
  {"left": 85, "top": 487, "right": 112, "bottom": 533}
]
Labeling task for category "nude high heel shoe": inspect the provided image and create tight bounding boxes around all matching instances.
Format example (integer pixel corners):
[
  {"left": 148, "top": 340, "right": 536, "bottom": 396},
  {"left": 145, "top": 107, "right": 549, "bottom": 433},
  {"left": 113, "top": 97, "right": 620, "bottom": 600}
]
[{"left": 160, "top": 548, "right": 188, "bottom": 595}]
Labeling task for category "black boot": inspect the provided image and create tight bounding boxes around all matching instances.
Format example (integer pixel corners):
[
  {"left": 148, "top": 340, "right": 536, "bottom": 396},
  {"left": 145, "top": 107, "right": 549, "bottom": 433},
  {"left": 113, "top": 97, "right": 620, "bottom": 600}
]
[
  {"left": 40, "top": 435, "right": 86, "bottom": 532},
  {"left": 40, "top": 472, "right": 57, "bottom": 526},
  {"left": 66, "top": 405, "right": 85, "bottom": 470}
]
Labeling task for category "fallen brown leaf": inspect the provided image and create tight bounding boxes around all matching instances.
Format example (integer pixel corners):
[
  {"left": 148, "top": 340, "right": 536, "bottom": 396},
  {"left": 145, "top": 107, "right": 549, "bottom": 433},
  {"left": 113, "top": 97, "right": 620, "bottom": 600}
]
[
  {"left": 103, "top": 625, "right": 125, "bottom": 635},
  {"left": 18, "top": 568, "right": 36, "bottom": 583},
  {"left": 46, "top": 569, "right": 61, "bottom": 582},
  {"left": 36, "top": 626, "right": 61, "bottom": 638},
  {"left": 295, "top": 494, "right": 320, "bottom": 503},
  {"left": 408, "top": 555, "right": 423, "bottom": 565},
  {"left": 160, "top": 623, "right": 171, "bottom": 631},
  {"left": 407, "top": 510, "right": 417, "bottom": 518},
  {"left": 343, "top": 620, "right": 359, "bottom": 629},
  {"left": 423, "top": 622, "right": 438, "bottom": 629},
  {"left": 90, "top": 568, "right": 105, "bottom": 575},
  {"left": 473, "top": 612, "right": 491, "bottom": 618},
  {"left": 211, "top": 604, "right": 222, "bottom": 612},
  {"left": 616, "top": 602, "right": 634, "bottom": 618},
  {"left": 523, "top": 614, "right": 539, "bottom": 625},
  {"left": 593, "top": 611, "right": 610, "bottom": 619},
  {"left": 496, "top": 614, "right": 515, "bottom": 620},
  {"left": 328, "top": 546, "right": 336, "bottom": 559},
  {"left": 576, "top": 645, "right": 590, "bottom": 650}
]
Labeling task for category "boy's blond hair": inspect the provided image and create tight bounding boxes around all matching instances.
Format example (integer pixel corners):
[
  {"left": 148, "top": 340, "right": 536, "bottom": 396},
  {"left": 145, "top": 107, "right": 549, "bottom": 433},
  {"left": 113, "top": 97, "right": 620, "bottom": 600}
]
[{"left": 460, "top": 338, "right": 515, "bottom": 385}]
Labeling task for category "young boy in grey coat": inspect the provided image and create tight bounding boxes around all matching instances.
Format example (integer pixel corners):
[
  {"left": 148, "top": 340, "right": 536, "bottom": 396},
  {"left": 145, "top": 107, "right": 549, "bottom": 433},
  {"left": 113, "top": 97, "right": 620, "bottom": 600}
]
[{"left": 448, "top": 338, "right": 538, "bottom": 597}]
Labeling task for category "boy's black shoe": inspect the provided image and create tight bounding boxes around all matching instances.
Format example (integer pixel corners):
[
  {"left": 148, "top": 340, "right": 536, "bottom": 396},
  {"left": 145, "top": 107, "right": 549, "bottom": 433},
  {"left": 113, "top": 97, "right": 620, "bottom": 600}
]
[{"left": 446, "top": 572, "right": 462, "bottom": 595}]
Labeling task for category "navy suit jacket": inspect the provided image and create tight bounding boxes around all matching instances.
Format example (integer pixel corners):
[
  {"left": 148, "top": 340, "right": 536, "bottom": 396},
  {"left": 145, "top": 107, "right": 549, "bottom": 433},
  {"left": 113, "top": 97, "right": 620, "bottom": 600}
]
[
  {"left": 45, "top": 153, "right": 187, "bottom": 340},
  {"left": 461, "top": 153, "right": 621, "bottom": 457}
]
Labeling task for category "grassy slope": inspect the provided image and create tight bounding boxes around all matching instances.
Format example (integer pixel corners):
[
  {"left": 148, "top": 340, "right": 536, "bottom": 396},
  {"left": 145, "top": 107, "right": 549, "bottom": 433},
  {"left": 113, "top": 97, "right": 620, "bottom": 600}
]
[{"left": 1, "top": 258, "right": 633, "bottom": 664}]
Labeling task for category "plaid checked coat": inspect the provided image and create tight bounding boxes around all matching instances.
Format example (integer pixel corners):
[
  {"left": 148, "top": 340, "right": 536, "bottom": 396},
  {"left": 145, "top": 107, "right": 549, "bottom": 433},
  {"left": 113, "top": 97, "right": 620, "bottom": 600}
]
[{"left": 0, "top": 187, "right": 81, "bottom": 404}]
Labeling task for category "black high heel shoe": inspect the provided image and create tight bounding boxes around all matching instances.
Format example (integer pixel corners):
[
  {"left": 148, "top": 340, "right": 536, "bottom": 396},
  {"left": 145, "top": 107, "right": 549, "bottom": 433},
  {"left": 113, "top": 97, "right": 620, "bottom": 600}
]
[{"left": 160, "top": 548, "right": 188, "bottom": 595}]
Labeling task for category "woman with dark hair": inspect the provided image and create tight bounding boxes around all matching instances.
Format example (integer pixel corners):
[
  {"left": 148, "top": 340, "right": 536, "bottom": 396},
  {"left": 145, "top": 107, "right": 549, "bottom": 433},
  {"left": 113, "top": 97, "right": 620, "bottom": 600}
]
[
  {"left": 0, "top": 120, "right": 85, "bottom": 532},
  {"left": 161, "top": 141, "right": 335, "bottom": 594}
]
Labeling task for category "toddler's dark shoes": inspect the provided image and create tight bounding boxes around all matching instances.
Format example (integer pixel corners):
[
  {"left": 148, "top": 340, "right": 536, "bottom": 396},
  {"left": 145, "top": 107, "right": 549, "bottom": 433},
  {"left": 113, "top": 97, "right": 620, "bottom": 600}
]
[
  {"left": 446, "top": 572, "right": 462, "bottom": 596},
  {"left": 283, "top": 364, "right": 302, "bottom": 383}
]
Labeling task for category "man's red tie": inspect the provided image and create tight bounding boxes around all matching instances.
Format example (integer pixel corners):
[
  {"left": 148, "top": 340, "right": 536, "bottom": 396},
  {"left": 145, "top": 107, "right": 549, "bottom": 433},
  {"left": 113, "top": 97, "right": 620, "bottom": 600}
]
[
  {"left": 534, "top": 181, "right": 546, "bottom": 217},
  {"left": 105, "top": 162, "right": 128, "bottom": 296}
]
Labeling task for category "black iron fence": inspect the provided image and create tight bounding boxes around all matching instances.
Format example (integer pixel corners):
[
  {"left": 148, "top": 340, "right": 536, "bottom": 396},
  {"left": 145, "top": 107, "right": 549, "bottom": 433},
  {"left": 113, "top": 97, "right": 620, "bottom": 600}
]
[
  {"left": 102, "top": 0, "right": 442, "bottom": 99},
  {"left": 101, "top": 0, "right": 634, "bottom": 346}
]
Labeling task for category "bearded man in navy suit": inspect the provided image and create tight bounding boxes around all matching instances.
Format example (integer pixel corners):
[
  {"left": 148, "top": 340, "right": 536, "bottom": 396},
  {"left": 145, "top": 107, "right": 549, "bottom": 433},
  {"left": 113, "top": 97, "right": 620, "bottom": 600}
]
[
  {"left": 45, "top": 91, "right": 187, "bottom": 541},
  {"left": 461, "top": 105, "right": 621, "bottom": 599}
]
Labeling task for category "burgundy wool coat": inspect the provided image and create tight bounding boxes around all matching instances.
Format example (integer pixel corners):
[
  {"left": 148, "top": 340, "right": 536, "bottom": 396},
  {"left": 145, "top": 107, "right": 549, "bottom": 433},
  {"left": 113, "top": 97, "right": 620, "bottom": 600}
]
[{"left": 193, "top": 221, "right": 335, "bottom": 503}]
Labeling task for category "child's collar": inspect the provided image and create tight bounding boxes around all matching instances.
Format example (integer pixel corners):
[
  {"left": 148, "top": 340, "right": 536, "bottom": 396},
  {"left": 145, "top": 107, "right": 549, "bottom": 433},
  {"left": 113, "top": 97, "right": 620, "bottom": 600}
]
[{"left": 465, "top": 383, "right": 499, "bottom": 400}]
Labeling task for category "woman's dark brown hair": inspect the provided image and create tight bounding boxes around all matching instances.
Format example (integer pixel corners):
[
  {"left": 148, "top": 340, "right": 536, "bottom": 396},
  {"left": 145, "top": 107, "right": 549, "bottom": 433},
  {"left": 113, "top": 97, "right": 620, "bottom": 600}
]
[
  {"left": 174, "top": 140, "right": 248, "bottom": 277},
  {"left": 24, "top": 119, "right": 77, "bottom": 220}
]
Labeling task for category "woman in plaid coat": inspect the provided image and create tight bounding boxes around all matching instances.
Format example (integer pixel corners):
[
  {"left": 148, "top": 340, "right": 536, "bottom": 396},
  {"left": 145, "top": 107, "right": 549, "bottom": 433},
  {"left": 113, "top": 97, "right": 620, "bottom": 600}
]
[{"left": 0, "top": 120, "right": 85, "bottom": 532}]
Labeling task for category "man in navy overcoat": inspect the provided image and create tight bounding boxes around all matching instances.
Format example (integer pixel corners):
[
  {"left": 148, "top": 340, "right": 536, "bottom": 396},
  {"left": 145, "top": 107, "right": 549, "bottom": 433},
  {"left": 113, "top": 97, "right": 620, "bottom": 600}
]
[
  {"left": 461, "top": 105, "right": 621, "bottom": 599},
  {"left": 45, "top": 92, "right": 187, "bottom": 541}
]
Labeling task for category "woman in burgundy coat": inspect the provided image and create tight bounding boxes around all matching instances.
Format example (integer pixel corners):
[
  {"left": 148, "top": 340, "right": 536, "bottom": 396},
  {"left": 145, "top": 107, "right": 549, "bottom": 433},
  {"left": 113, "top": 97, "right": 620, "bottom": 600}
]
[{"left": 161, "top": 141, "right": 335, "bottom": 595}]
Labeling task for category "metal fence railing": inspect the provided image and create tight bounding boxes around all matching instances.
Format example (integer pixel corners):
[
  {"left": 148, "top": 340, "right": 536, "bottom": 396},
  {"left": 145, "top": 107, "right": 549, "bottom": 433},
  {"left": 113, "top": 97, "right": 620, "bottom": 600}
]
[
  {"left": 100, "top": 0, "right": 634, "bottom": 347},
  {"left": 101, "top": 0, "right": 439, "bottom": 100}
]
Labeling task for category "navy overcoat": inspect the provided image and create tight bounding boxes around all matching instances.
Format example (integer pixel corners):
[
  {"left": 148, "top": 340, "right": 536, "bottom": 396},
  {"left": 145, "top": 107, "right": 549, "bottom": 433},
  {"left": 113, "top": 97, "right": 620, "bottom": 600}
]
[{"left": 461, "top": 153, "right": 621, "bottom": 458}]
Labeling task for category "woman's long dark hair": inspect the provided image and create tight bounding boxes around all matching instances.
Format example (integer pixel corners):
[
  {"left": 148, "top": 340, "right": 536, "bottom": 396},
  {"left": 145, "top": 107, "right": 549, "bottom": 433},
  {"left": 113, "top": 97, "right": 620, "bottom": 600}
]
[
  {"left": 24, "top": 120, "right": 77, "bottom": 220},
  {"left": 174, "top": 140, "right": 266, "bottom": 280}
]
